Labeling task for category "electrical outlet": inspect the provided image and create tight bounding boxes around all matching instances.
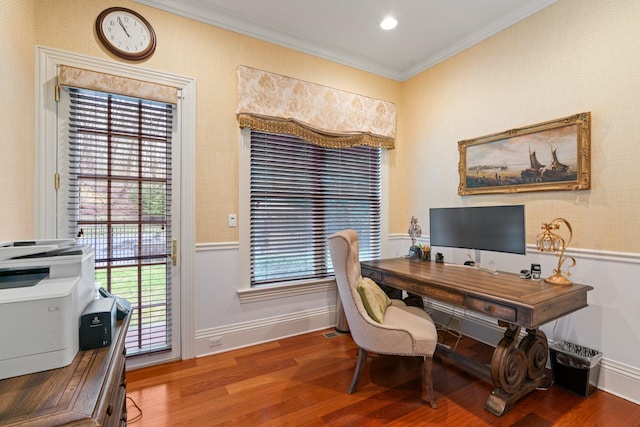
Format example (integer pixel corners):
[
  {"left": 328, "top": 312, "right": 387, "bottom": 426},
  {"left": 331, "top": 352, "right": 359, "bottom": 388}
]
[
  {"left": 208, "top": 336, "right": 222, "bottom": 347},
  {"left": 228, "top": 214, "right": 237, "bottom": 227}
]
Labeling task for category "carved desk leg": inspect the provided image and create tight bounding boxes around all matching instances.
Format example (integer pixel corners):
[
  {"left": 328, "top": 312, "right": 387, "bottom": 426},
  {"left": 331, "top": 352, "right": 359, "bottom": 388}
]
[{"left": 485, "top": 321, "right": 552, "bottom": 416}]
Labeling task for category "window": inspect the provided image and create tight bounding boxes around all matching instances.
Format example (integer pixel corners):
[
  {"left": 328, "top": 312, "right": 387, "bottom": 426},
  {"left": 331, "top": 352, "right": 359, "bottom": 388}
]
[
  {"left": 64, "top": 87, "right": 174, "bottom": 356},
  {"left": 249, "top": 130, "right": 382, "bottom": 287}
]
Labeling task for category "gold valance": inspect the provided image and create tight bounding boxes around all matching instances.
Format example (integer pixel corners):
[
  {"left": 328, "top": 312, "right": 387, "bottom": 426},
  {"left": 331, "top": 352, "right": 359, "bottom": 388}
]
[
  {"left": 236, "top": 65, "right": 396, "bottom": 149},
  {"left": 237, "top": 114, "right": 394, "bottom": 149},
  {"left": 58, "top": 65, "right": 179, "bottom": 105}
]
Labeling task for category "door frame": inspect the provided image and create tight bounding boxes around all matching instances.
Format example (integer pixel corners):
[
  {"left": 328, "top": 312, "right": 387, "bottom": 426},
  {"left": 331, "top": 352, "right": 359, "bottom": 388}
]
[{"left": 34, "top": 46, "right": 196, "bottom": 364}]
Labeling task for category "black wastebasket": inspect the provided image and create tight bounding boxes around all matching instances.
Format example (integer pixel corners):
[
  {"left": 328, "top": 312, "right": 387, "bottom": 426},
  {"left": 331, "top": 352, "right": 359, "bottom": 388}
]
[{"left": 549, "top": 340, "right": 602, "bottom": 397}]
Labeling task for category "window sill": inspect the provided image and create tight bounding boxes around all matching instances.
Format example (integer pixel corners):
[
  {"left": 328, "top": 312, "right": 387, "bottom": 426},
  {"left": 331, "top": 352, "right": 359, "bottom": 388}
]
[{"left": 237, "top": 278, "right": 336, "bottom": 304}]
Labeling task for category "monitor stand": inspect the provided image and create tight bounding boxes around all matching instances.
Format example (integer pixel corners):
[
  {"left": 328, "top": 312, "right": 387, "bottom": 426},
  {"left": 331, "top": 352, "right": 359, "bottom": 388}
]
[
  {"left": 445, "top": 249, "right": 498, "bottom": 275},
  {"left": 461, "top": 249, "right": 481, "bottom": 266}
]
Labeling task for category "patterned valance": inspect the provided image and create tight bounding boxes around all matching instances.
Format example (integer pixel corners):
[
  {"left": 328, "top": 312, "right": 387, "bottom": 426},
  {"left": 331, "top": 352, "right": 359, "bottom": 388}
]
[
  {"left": 236, "top": 65, "right": 396, "bottom": 149},
  {"left": 58, "top": 65, "right": 179, "bottom": 104}
]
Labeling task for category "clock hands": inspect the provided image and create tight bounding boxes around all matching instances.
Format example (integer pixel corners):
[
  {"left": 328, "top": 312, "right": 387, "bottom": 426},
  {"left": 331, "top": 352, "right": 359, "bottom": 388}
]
[{"left": 117, "top": 17, "right": 131, "bottom": 38}]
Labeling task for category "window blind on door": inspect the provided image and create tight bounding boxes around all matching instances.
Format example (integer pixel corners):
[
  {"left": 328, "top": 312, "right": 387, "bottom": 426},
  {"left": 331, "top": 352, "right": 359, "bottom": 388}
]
[
  {"left": 65, "top": 87, "right": 174, "bottom": 356},
  {"left": 250, "top": 130, "right": 382, "bottom": 287}
]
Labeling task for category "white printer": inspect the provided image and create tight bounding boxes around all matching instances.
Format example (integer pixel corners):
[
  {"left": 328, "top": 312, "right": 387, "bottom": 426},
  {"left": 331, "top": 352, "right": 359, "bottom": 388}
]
[{"left": 0, "top": 239, "right": 95, "bottom": 380}]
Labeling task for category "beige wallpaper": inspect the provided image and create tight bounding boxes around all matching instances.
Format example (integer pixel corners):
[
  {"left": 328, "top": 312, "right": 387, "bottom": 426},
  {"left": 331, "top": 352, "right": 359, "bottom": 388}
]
[
  {"left": 2, "top": 0, "right": 638, "bottom": 252},
  {"left": 18, "top": 0, "right": 400, "bottom": 243},
  {"left": 399, "top": 0, "right": 640, "bottom": 252},
  {"left": 0, "top": 0, "right": 36, "bottom": 240}
]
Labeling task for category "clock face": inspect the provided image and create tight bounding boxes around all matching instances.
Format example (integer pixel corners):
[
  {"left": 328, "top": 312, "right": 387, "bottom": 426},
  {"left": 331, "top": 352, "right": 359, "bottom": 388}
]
[{"left": 96, "top": 8, "right": 156, "bottom": 60}]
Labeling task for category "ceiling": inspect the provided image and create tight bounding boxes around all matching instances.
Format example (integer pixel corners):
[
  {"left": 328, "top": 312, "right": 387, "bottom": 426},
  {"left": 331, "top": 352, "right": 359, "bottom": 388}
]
[{"left": 134, "top": 0, "right": 556, "bottom": 81}]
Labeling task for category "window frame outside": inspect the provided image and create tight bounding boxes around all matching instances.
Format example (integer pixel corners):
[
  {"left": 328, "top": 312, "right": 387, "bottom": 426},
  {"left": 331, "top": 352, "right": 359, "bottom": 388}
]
[{"left": 237, "top": 127, "right": 389, "bottom": 303}]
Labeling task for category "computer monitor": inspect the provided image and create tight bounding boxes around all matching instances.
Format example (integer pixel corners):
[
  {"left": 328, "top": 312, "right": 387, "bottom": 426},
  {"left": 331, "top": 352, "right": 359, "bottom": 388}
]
[{"left": 429, "top": 205, "right": 526, "bottom": 260}]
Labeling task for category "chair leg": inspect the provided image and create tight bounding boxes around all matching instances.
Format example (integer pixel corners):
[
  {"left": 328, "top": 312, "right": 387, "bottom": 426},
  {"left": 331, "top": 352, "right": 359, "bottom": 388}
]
[
  {"left": 348, "top": 347, "right": 368, "bottom": 394},
  {"left": 422, "top": 356, "right": 437, "bottom": 408}
]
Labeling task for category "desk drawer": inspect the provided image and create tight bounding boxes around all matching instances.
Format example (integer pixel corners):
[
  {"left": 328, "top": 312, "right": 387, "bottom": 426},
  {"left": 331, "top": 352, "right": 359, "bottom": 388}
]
[
  {"left": 382, "top": 275, "right": 465, "bottom": 306},
  {"left": 467, "top": 296, "right": 516, "bottom": 322}
]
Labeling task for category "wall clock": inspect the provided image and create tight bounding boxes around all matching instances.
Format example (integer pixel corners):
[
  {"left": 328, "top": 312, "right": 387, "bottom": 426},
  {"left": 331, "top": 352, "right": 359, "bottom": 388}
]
[{"left": 96, "top": 7, "right": 156, "bottom": 60}]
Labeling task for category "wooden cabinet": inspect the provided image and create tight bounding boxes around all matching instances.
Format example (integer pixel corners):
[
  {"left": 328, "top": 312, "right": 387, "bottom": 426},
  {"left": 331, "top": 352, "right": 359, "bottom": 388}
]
[{"left": 0, "top": 315, "right": 130, "bottom": 426}]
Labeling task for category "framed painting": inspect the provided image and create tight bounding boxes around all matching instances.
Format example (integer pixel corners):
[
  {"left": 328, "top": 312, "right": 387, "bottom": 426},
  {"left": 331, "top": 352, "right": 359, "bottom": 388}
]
[{"left": 458, "top": 112, "right": 591, "bottom": 195}]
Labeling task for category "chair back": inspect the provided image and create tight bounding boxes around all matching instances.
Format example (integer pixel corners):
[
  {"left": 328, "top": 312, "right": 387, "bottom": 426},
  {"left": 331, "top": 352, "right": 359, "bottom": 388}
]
[{"left": 328, "top": 230, "right": 378, "bottom": 348}]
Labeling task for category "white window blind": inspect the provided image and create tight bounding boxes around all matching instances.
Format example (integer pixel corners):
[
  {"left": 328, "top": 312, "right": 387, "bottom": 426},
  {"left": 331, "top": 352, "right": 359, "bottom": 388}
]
[
  {"left": 65, "top": 87, "right": 174, "bottom": 356},
  {"left": 250, "top": 130, "right": 382, "bottom": 286}
]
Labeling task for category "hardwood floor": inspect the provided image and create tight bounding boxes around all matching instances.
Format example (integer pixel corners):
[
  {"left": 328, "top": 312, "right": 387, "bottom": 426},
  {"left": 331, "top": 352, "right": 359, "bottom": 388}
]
[{"left": 127, "top": 329, "right": 640, "bottom": 426}]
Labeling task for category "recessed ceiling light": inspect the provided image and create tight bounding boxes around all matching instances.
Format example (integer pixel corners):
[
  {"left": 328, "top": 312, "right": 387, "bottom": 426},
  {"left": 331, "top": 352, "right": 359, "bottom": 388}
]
[{"left": 380, "top": 16, "right": 397, "bottom": 30}]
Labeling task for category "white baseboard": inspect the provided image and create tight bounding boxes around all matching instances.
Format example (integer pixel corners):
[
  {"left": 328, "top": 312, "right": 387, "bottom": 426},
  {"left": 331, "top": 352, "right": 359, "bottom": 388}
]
[
  {"left": 194, "top": 306, "right": 336, "bottom": 357},
  {"left": 597, "top": 358, "right": 640, "bottom": 405}
]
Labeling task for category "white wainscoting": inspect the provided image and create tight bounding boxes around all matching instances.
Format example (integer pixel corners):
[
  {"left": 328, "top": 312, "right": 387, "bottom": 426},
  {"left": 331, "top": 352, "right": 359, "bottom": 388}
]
[
  {"left": 195, "top": 307, "right": 335, "bottom": 357},
  {"left": 194, "top": 237, "right": 640, "bottom": 404},
  {"left": 194, "top": 242, "right": 337, "bottom": 357}
]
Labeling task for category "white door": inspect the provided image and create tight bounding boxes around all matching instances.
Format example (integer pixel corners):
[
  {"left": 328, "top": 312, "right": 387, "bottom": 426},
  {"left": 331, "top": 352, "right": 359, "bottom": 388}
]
[
  {"left": 57, "top": 86, "right": 180, "bottom": 360},
  {"left": 36, "top": 47, "right": 196, "bottom": 364}
]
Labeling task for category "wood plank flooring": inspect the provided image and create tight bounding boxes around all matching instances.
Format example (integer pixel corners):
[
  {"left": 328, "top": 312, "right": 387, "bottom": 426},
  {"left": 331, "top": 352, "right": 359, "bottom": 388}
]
[{"left": 126, "top": 329, "right": 640, "bottom": 426}]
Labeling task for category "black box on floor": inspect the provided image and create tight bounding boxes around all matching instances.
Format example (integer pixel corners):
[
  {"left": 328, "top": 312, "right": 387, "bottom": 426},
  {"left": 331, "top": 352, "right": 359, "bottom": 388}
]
[
  {"left": 79, "top": 297, "right": 116, "bottom": 350},
  {"left": 549, "top": 340, "right": 602, "bottom": 397}
]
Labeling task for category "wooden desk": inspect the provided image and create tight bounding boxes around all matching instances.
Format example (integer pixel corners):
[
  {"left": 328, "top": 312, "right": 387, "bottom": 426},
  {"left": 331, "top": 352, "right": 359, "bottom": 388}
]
[
  {"left": 360, "top": 258, "right": 593, "bottom": 416},
  {"left": 0, "top": 315, "right": 130, "bottom": 426}
]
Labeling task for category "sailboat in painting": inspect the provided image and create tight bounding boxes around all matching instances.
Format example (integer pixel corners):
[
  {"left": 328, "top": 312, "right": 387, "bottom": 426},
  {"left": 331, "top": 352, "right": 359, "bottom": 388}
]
[
  {"left": 542, "top": 146, "right": 574, "bottom": 180},
  {"left": 520, "top": 148, "right": 545, "bottom": 182}
]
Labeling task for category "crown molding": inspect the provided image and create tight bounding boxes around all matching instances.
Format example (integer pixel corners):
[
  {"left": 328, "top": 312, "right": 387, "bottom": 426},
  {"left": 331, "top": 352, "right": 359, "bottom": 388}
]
[
  {"left": 401, "top": 0, "right": 557, "bottom": 80},
  {"left": 134, "top": 0, "right": 556, "bottom": 82}
]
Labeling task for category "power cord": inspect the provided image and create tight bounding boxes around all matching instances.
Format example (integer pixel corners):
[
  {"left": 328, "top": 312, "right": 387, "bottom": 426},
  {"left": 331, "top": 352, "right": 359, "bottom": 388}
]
[
  {"left": 126, "top": 395, "right": 143, "bottom": 423},
  {"left": 537, "top": 319, "right": 559, "bottom": 391},
  {"left": 436, "top": 305, "right": 463, "bottom": 351},
  {"left": 536, "top": 377, "right": 555, "bottom": 391}
]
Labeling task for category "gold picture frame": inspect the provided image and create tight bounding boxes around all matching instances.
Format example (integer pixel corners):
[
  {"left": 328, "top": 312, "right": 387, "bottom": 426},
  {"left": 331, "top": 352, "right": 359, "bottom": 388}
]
[{"left": 458, "top": 112, "right": 591, "bottom": 196}]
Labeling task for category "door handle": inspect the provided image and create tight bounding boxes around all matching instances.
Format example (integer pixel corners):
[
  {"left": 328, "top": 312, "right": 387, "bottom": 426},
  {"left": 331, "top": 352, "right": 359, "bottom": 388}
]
[{"left": 171, "top": 240, "right": 178, "bottom": 266}]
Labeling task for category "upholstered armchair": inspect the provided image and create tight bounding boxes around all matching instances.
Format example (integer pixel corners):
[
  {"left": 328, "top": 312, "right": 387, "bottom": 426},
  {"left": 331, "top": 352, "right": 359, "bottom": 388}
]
[{"left": 328, "top": 229, "right": 438, "bottom": 408}]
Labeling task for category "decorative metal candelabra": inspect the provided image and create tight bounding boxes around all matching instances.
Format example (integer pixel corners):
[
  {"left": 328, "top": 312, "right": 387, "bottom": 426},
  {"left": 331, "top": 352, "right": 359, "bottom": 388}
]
[
  {"left": 408, "top": 216, "right": 422, "bottom": 246},
  {"left": 536, "top": 218, "right": 576, "bottom": 285}
]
